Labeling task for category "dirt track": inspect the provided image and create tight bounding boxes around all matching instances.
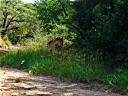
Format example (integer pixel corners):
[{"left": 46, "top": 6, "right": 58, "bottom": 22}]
[{"left": 0, "top": 67, "right": 127, "bottom": 96}]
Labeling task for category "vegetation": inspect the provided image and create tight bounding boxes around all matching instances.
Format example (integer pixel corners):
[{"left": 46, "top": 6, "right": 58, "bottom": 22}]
[
  {"left": 0, "top": 47, "right": 127, "bottom": 92},
  {"left": 0, "top": 0, "right": 128, "bottom": 93},
  {"left": 0, "top": 0, "right": 39, "bottom": 44},
  {"left": 73, "top": 0, "right": 128, "bottom": 68}
]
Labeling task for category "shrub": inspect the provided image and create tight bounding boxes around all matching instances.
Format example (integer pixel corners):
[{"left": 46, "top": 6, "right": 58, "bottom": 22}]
[
  {"left": 73, "top": 0, "right": 128, "bottom": 68},
  {"left": 0, "top": 37, "right": 5, "bottom": 46}
]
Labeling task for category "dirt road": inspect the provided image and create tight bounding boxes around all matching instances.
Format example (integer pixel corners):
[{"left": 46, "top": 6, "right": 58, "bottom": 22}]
[{"left": 0, "top": 67, "right": 127, "bottom": 96}]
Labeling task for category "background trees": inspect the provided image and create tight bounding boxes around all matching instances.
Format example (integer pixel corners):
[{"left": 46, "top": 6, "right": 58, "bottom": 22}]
[
  {"left": 73, "top": 0, "right": 128, "bottom": 68},
  {"left": 35, "top": 0, "right": 76, "bottom": 41},
  {"left": 0, "top": 0, "right": 39, "bottom": 44}
]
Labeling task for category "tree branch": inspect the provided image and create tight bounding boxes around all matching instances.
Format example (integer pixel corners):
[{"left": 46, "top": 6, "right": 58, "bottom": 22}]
[
  {"left": 7, "top": 26, "right": 19, "bottom": 32},
  {"left": 5, "top": 16, "right": 15, "bottom": 29},
  {"left": 12, "top": 19, "right": 25, "bottom": 22},
  {"left": 2, "top": 10, "right": 8, "bottom": 28},
  {"left": 58, "top": 0, "right": 68, "bottom": 17}
]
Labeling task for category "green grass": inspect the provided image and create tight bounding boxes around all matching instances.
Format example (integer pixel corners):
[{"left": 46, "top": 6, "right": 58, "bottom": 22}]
[{"left": 0, "top": 47, "right": 127, "bottom": 92}]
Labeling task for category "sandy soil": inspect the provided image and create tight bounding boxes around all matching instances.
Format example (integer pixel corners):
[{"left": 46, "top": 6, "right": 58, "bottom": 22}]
[{"left": 0, "top": 67, "right": 127, "bottom": 96}]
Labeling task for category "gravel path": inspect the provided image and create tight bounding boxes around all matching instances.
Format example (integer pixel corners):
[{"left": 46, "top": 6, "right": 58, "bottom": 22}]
[{"left": 0, "top": 67, "right": 127, "bottom": 96}]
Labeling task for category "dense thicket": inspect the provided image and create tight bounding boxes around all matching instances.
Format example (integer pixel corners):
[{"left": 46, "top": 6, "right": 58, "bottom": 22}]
[{"left": 73, "top": 0, "right": 128, "bottom": 68}]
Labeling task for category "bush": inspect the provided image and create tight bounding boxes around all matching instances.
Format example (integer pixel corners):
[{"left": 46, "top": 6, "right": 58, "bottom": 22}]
[
  {"left": 0, "top": 37, "right": 5, "bottom": 46},
  {"left": 73, "top": 0, "right": 128, "bottom": 68},
  {"left": 2, "top": 36, "right": 12, "bottom": 46}
]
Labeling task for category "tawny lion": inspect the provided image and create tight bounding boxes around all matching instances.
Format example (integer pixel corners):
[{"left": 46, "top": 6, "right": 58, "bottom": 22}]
[{"left": 47, "top": 38, "right": 63, "bottom": 53}]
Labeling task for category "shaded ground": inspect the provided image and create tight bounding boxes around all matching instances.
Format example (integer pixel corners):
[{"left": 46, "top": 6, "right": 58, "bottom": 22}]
[{"left": 0, "top": 67, "right": 127, "bottom": 96}]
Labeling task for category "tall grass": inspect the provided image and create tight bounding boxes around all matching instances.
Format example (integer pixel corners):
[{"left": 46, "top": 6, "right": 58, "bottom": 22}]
[{"left": 0, "top": 46, "right": 127, "bottom": 92}]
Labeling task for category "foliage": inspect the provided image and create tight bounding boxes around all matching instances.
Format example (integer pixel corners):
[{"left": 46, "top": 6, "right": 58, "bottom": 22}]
[
  {"left": 35, "top": 0, "right": 76, "bottom": 42},
  {"left": 2, "top": 35, "right": 11, "bottom": 45},
  {"left": 0, "top": 0, "right": 40, "bottom": 44},
  {"left": 73, "top": 0, "right": 128, "bottom": 68},
  {"left": 0, "top": 37, "right": 5, "bottom": 46}
]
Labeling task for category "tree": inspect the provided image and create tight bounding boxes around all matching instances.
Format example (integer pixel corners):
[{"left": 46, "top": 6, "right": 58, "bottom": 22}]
[
  {"left": 73, "top": 0, "right": 128, "bottom": 68},
  {"left": 35, "top": 0, "right": 75, "bottom": 40},
  {"left": 0, "top": 0, "right": 38, "bottom": 43},
  {"left": 0, "top": 0, "right": 34, "bottom": 37}
]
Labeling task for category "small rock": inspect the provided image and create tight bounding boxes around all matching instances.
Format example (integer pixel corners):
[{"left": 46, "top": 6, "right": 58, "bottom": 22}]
[
  {"left": 64, "top": 93, "right": 79, "bottom": 96},
  {"left": 37, "top": 92, "right": 52, "bottom": 96},
  {"left": 64, "top": 93, "right": 74, "bottom": 96},
  {"left": 26, "top": 91, "right": 52, "bottom": 96},
  {"left": 0, "top": 86, "right": 10, "bottom": 90},
  {"left": 13, "top": 83, "right": 36, "bottom": 90},
  {"left": 11, "top": 92, "right": 20, "bottom": 96},
  {"left": 15, "top": 77, "right": 21, "bottom": 83},
  {"left": 0, "top": 91, "right": 11, "bottom": 96}
]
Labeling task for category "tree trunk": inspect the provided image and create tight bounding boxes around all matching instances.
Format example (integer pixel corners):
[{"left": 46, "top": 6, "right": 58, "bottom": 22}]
[
  {"left": 1, "top": 12, "right": 15, "bottom": 38},
  {"left": 1, "top": 10, "right": 8, "bottom": 38}
]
